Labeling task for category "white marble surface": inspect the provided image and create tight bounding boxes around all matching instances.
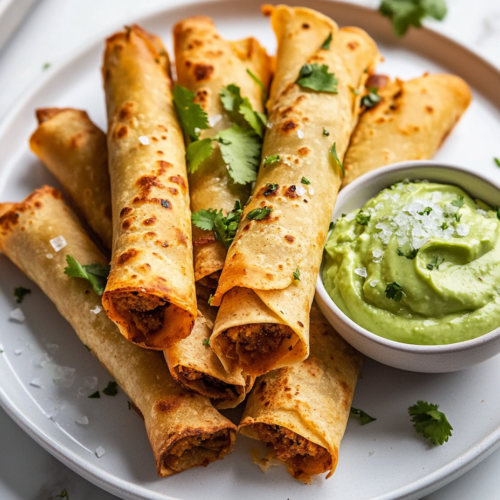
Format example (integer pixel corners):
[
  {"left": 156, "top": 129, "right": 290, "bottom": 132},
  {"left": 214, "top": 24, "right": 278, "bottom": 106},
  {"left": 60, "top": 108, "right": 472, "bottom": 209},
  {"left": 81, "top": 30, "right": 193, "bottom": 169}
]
[{"left": 1, "top": 0, "right": 500, "bottom": 499}]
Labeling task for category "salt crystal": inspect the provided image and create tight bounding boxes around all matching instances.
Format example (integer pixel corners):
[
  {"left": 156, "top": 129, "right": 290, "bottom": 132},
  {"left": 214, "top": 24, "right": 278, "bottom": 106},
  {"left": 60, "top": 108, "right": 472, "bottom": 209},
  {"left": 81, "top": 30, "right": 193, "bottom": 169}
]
[
  {"left": 375, "top": 203, "right": 384, "bottom": 210},
  {"left": 14, "top": 349, "right": 22, "bottom": 355},
  {"left": 345, "top": 213, "right": 356, "bottom": 222},
  {"left": 32, "top": 353, "right": 52, "bottom": 368},
  {"left": 10, "top": 307, "right": 25, "bottom": 323},
  {"left": 46, "top": 253, "right": 54, "bottom": 259},
  {"left": 370, "top": 280, "right": 379, "bottom": 287},
  {"left": 423, "top": 319, "right": 437, "bottom": 326},
  {"left": 412, "top": 237, "right": 427, "bottom": 249},
  {"left": 457, "top": 224, "right": 470, "bottom": 237},
  {"left": 450, "top": 317, "right": 462, "bottom": 324},
  {"left": 46, "top": 406, "right": 62, "bottom": 421},
  {"left": 95, "top": 446, "right": 106, "bottom": 458},
  {"left": 208, "top": 114, "right": 222, "bottom": 127},
  {"left": 266, "top": 122, "right": 273, "bottom": 129},
  {"left": 372, "top": 249, "right": 384, "bottom": 260},
  {"left": 83, "top": 376, "right": 98, "bottom": 390},
  {"left": 53, "top": 366, "right": 76, "bottom": 388},
  {"left": 295, "top": 185, "right": 306, "bottom": 196},
  {"left": 50, "top": 235, "right": 67, "bottom": 252},
  {"left": 90, "top": 305, "right": 102, "bottom": 315},
  {"left": 76, "top": 415, "right": 89, "bottom": 426},
  {"left": 138, "top": 136, "right": 150, "bottom": 145},
  {"left": 309, "top": 187, "right": 315, "bottom": 195},
  {"left": 354, "top": 267, "right": 368, "bottom": 278},
  {"left": 297, "top": 129, "right": 304, "bottom": 139},
  {"left": 30, "top": 378, "right": 42, "bottom": 388}
]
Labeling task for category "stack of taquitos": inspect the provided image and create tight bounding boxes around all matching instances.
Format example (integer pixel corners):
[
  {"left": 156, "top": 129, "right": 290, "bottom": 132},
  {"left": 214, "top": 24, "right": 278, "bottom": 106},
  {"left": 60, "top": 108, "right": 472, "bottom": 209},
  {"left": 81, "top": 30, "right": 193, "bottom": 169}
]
[
  {"left": 0, "top": 187, "right": 237, "bottom": 476},
  {"left": 210, "top": 4, "right": 380, "bottom": 376}
]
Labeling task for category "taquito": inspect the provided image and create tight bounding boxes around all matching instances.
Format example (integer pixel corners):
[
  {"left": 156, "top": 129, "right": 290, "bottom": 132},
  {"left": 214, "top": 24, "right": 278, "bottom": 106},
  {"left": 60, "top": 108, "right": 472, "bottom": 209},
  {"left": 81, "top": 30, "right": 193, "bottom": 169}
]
[
  {"left": 342, "top": 73, "right": 472, "bottom": 186},
  {"left": 29, "top": 108, "right": 113, "bottom": 249},
  {"left": 240, "top": 302, "right": 363, "bottom": 483},
  {"left": 173, "top": 16, "right": 271, "bottom": 286},
  {"left": 0, "top": 186, "right": 236, "bottom": 476},
  {"left": 102, "top": 25, "right": 196, "bottom": 349},
  {"left": 211, "top": 5, "right": 380, "bottom": 376}
]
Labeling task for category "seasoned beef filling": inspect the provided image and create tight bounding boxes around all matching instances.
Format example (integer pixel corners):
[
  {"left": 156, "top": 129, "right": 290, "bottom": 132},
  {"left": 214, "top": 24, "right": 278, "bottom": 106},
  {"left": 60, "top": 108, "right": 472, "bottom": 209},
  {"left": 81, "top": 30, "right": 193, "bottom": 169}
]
[
  {"left": 113, "top": 291, "right": 169, "bottom": 335},
  {"left": 177, "top": 366, "right": 242, "bottom": 400}
]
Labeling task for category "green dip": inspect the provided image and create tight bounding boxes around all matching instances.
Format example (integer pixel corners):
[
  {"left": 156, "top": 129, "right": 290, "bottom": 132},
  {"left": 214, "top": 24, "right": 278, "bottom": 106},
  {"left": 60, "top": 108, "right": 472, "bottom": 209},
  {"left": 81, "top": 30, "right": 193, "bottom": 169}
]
[{"left": 322, "top": 180, "right": 500, "bottom": 345}]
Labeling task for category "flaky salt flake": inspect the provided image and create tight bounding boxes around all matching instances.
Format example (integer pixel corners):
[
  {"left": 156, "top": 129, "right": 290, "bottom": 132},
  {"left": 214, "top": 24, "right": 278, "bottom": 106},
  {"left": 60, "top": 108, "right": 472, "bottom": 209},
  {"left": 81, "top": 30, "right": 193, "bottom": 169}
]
[
  {"left": 10, "top": 307, "right": 25, "bottom": 323},
  {"left": 354, "top": 267, "right": 368, "bottom": 278},
  {"left": 138, "top": 135, "right": 150, "bottom": 145},
  {"left": 14, "top": 349, "right": 22, "bottom": 355},
  {"left": 50, "top": 235, "right": 67, "bottom": 252},
  {"left": 308, "top": 187, "right": 315, "bottom": 195},
  {"left": 208, "top": 114, "right": 222, "bottom": 127},
  {"left": 95, "top": 446, "right": 106, "bottom": 458},
  {"left": 457, "top": 224, "right": 470, "bottom": 237},
  {"left": 46, "top": 253, "right": 54, "bottom": 259},
  {"left": 53, "top": 366, "right": 76, "bottom": 388},
  {"left": 295, "top": 185, "right": 306, "bottom": 196},
  {"left": 369, "top": 280, "right": 379, "bottom": 287},
  {"left": 76, "top": 415, "right": 89, "bottom": 426},
  {"left": 30, "top": 378, "right": 42, "bottom": 388},
  {"left": 476, "top": 208, "right": 488, "bottom": 216},
  {"left": 345, "top": 213, "right": 356, "bottom": 222},
  {"left": 90, "top": 306, "right": 102, "bottom": 315},
  {"left": 297, "top": 129, "right": 304, "bottom": 139},
  {"left": 266, "top": 122, "right": 273, "bottom": 129}
]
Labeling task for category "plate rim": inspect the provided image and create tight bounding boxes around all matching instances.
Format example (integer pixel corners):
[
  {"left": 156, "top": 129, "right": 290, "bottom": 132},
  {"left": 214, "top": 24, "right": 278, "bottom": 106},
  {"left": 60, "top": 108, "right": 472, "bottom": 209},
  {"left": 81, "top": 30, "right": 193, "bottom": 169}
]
[{"left": 1, "top": 1, "right": 500, "bottom": 499}]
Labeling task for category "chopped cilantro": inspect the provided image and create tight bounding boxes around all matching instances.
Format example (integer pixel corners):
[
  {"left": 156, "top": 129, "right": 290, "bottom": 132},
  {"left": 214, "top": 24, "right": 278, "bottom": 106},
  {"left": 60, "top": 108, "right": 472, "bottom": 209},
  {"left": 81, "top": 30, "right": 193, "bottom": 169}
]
[
  {"left": 350, "top": 407, "right": 377, "bottom": 425},
  {"left": 495, "top": 158, "right": 500, "bottom": 167},
  {"left": 203, "top": 338, "right": 210, "bottom": 346},
  {"left": 56, "top": 490, "right": 69, "bottom": 499},
  {"left": 186, "top": 138, "right": 213, "bottom": 173},
  {"left": 301, "top": 177, "right": 311, "bottom": 185},
  {"left": 408, "top": 400, "right": 452, "bottom": 445},
  {"left": 293, "top": 268, "right": 301, "bottom": 281},
  {"left": 263, "top": 155, "right": 280, "bottom": 167},
  {"left": 418, "top": 207, "right": 432, "bottom": 216},
  {"left": 356, "top": 211, "right": 371, "bottom": 225},
  {"left": 264, "top": 183, "right": 279, "bottom": 196},
  {"left": 330, "top": 142, "right": 345, "bottom": 176},
  {"left": 441, "top": 221, "right": 449, "bottom": 230},
  {"left": 216, "top": 124, "right": 261, "bottom": 184},
  {"left": 191, "top": 200, "right": 243, "bottom": 249},
  {"left": 43, "top": 62, "right": 51, "bottom": 70},
  {"left": 379, "top": 0, "right": 447, "bottom": 37},
  {"left": 246, "top": 207, "right": 273, "bottom": 221},
  {"left": 246, "top": 68, "right": 268, "bottom": 101},
  {"left": 427, "top": 255, "right": 444, "bottom": 271},
  {"left": 323, "top": 128, "right": 330, "bottom": 136},
  {"left": 161, "top": 200, "right": 170, "bottom": 209},
  {"left": 103, "top": 381, "right": 118, "bottom": 396},
  {"left": 208, "top": 294, "right": 214, "bottom": 306},
  {"left": 320, "top": 32, "right": 332, "bottom": 50},
  {"left": 172, "top": 84, "right": 209, "bottom": 141},
  {"left": 350, "top": 87, "right": 360, "bottom": 96},
  {"left": 329, "top": 221, "right": 335, "bottom": 231},
  {"left": 88, "top": 391, "right": 100, "bottom": 399},
  {"left": 64, "top": 255, "right": 110, "bottom": 296},
  {"left": 361, "top": 87, "right": 381, "bottom": 109},
  {"left": 397, "top": 247, "right": 418, "bottom": 259},
  {"left": 385, "top": 282, "right": 406, "bottom": 302},
  {"left": 455, "top": 213, "right": 462, "bottom": 222},
  {"left": 451, "top": 195, "right": 464, "bottom": 208},
  {"left": 13, "top": 286, "right": 31, "bottom": 304},
  {"left": 295, "top": 63, "right": 338, "bottom": 93}
]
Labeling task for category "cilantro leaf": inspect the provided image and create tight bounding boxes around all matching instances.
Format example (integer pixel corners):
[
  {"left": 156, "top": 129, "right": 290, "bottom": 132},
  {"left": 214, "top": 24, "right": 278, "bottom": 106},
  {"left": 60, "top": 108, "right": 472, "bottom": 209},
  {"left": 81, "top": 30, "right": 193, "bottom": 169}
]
[
  {"left": 64, "top": 255, "right": 110, "bottom": 296},
  {"left": 495, "top": 158, "right": 500, "bottom": 168},
  {"left": 427, "top": 255, "right": 444, "bottom": 271},
  {"left": 330, "top": 142, "right": 345, "bottom": 176},
  {"left": 203, "top": 338, "right": 210, "bottom": 346},
  {"left": 14, "top": 286, "right": 31, "bottom": 304},
  {"left": 320, "top": 32, "right": 332, "bottom": 50},
  {"left": 397, "top": 247, "right": 418, "bottom": 259},
  {"left": 385, "top": 282, "right": 406, "bottom": 301},
  {"left": 350, "top": 407, "right": 377, "bottom": 425},
  {"left": 380, "top": 0, "right": 447, "bottom": 37},
  {"left": 361, "top": 87, "right": 382, "bottom": 109},
  {"left": 246, "top": 68, "right": 268, "bottom": 101},
  {"left": 451, "top": 195, "right": 464, "bottom": 208},
  {"left": 301, "top": 177, "right": 311, "bottom": 185},
  {"left": 246, "top": 206, "right": 273, "bottom": 221},
  {"left": 356, "top": 211, "right": 371, "bottom": 225},
  {"left": 186, "top": 138, "right": 213, "bottom": 174},
  {"left": 295, "top": 63, "right": 338, "bottom": 93},
  {"left": 293, "top": 268, "right": 301, "bottom": 281},
  {"left": 192, "top": 208, "right": 219, "bottom": 232},
  {"left": 408, "top": 400, "right": 453, "bottom": 445},
  {"left": 216, "top": 124, "right": 261, "bottom": 184},
  {"left": 173, "top": 83, "right": 209, "bottom": 141}
]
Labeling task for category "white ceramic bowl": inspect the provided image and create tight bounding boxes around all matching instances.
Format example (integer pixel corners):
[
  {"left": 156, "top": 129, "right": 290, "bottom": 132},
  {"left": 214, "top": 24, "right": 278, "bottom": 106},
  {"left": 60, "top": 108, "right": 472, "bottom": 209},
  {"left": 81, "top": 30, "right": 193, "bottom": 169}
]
[{"left": 316, "top": 161, "right": 500, "bottom": 373}]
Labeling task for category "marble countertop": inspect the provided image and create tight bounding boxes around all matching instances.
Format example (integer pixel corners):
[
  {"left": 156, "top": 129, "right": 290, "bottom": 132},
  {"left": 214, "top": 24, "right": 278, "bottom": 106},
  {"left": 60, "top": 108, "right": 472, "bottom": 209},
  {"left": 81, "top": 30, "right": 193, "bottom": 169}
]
[{"left": 1, "top": 0, "right": 500, "bottom": 499}]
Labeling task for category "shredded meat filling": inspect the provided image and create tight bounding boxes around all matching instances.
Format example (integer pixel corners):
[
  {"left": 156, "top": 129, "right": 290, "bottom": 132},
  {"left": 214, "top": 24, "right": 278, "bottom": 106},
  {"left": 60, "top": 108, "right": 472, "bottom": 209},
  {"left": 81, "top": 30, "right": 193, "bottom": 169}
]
[
  {"left": 113, "top": 291, "right": 169, "bottom": 335},
  {"left": 177, "top": 365, "right": 242, "bottom": 400}
]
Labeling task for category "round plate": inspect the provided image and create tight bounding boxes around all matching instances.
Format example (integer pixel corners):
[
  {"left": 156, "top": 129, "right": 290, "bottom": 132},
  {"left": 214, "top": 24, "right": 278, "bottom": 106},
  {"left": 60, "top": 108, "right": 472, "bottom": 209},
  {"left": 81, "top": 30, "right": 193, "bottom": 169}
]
[{"left": 1, "top": 1, "right": 500, "bottom": 499}]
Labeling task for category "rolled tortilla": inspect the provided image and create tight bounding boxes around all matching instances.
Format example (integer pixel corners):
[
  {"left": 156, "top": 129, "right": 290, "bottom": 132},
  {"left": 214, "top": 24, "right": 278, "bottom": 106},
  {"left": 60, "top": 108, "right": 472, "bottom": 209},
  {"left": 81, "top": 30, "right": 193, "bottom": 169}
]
[
  {"left": 29, "top": 108, "right": 113, "bottom": 249},
  {"left": 173, "top": 16, "right": 271, "bottom": 285},
  {"left": 240, "top": 302, "right": 363, "bottom": 483},
  {"left": 342, "top": 73, "right": 472, "bottom": 187},
  {"left": 211, "top": 5, "right": 380, "bottom": 376},
  {"left": 102, "top": 25, "right": 196, "bottom": 349},
  {"left": 0, "top": 186, "right": 236, "bottom": 476}
]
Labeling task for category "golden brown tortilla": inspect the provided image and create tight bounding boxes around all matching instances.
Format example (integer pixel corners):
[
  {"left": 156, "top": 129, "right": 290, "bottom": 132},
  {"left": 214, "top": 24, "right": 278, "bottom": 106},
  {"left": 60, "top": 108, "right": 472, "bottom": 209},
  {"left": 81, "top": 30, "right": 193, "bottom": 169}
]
[
  {"left": 342, "top": 73, "right": 472, "bottom": 186},
  {"left": 29, "top": 108, "right": 113, "bottom": 249},
  {"left": 102, "top": 25, "right": 196, "bottom": 350},
  {"left": 210, "top": 5, "right": 380, "bottom": 376},
  {"left": 239, "top": 302, "right": 363, "bottom": 483},
  {"left": 173, "top": 16, "right": 272, "bottom": 283},
  {"left": 0, "top": 186, "right": 236, "bottom": 476}
]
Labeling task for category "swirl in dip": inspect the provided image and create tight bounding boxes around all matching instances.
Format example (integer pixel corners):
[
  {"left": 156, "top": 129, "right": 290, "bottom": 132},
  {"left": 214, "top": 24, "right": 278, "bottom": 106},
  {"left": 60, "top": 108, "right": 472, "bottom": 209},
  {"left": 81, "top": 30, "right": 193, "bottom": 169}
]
[{"left": 322, "top": 180, "right": 500, "bottom": 345}]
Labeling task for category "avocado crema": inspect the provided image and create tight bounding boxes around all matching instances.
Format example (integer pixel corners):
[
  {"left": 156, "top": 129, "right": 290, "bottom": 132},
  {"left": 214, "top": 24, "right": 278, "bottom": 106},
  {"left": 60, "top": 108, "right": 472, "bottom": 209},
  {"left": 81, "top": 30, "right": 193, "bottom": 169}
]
[{"left": 322, "top": 180, "right": 500, "bottom": 345}]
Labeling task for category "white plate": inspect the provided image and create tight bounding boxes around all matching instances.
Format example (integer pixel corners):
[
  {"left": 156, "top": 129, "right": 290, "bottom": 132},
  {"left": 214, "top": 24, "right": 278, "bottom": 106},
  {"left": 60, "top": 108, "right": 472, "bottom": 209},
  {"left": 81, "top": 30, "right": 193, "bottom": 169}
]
[{"left": 1, "top": 1, "right": 500, "bottom": 499}]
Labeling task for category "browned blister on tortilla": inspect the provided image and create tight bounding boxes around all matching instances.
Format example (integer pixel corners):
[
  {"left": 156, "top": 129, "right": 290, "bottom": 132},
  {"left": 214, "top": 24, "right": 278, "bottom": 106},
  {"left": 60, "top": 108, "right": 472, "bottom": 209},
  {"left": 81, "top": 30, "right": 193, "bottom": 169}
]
[
  {"left": 29, "top": 108, "right": 113, "bottom": 249},
  {"left": 210, "top": 5, "right": 380, "bottom": 376},
  {"left": 102, "top": 25, "right": 196, "bottom": 349},
  {"left": 0, "top": 187, "right": 236, "bottom": 476},
  {"left": 239, "top": 302, "right": 363, "bottom": 483},
  {"left": 342, "top": 73, "right": 472, "bottom": 186},
  {"left": 174, "top": 16, "right": 272, "bottom": 283}
]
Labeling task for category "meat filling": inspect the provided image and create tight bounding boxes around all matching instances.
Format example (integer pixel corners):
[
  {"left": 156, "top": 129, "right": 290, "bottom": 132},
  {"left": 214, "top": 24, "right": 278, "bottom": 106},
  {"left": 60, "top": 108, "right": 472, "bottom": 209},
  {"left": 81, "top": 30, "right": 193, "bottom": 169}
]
[
  {"left": 164, "top": 429, "right": 233, "bottom": 472},
  {"left": 113, "top": 291, "right": 169, "bottom": 335},
  {"left": 177, "top": 365, "right": 242, "bottom": 400}
]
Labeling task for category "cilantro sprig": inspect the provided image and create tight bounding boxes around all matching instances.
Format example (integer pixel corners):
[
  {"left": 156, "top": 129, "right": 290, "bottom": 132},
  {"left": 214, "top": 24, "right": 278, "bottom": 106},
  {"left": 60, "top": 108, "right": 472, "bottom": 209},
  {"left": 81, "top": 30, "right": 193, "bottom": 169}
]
[
  {"left": 350, "top": 407, "right": 377, "bottom": 425},
  {"left": 173, "top": 84, "right": 209, "bottom": 141},
  {"left": 192, "top": 200, "right": 243, "bottom": 249},
  {"left": 385, "top": 282, "right": 406, "bottom": 302},
  {"left": 64, "top": 256, "right": 110, "bottom": 296},
  {"left": 380, "top": 0, "right": 447, "bottom": 37},
  {"left": 408, "top": 400, "right": 452, "bottom": 445},
  {"left": 295, "top": 63, "right": 338, "bottom": 93}
]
